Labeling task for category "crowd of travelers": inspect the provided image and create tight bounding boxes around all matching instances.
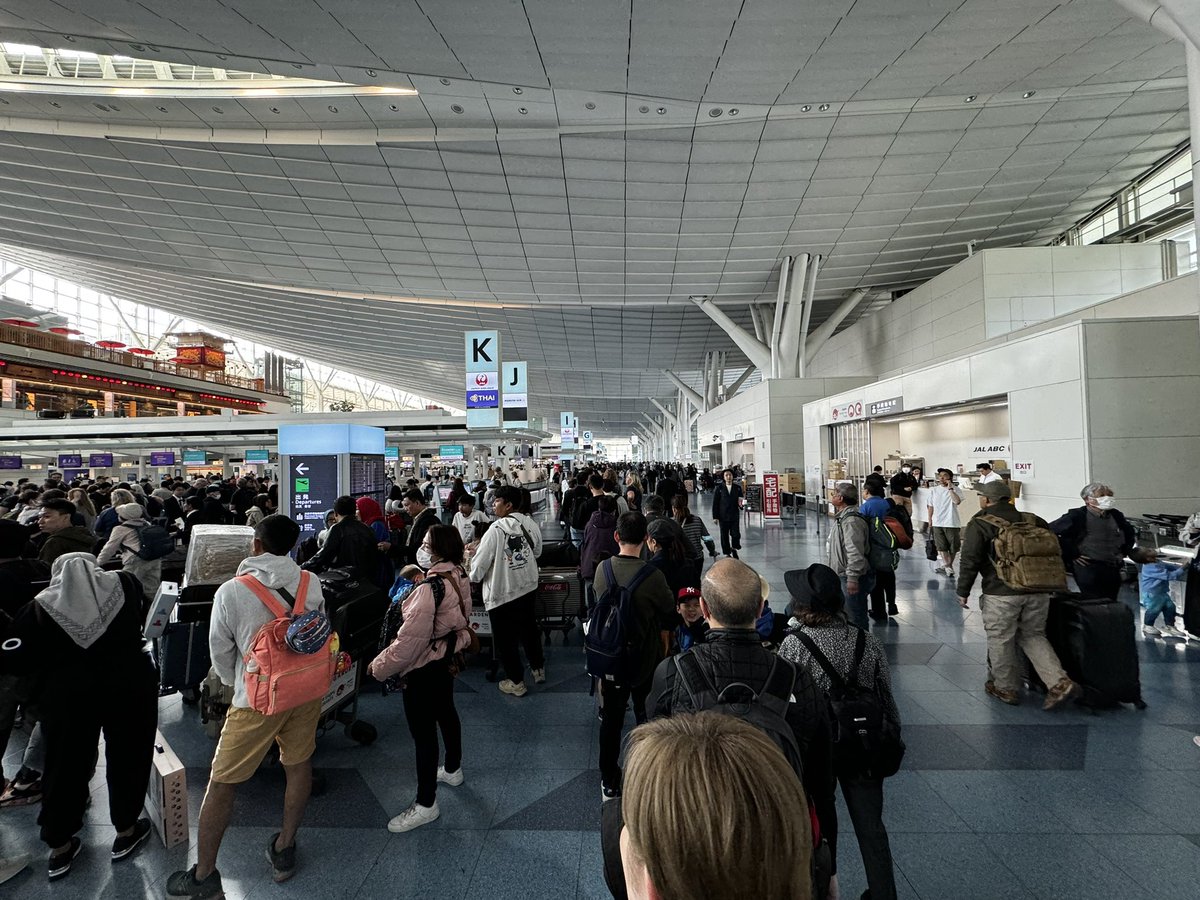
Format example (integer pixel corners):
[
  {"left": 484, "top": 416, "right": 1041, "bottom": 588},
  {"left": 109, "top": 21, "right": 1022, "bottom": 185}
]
[{"left": 0, "top": 458, "right": 1185, "bottom": 898}]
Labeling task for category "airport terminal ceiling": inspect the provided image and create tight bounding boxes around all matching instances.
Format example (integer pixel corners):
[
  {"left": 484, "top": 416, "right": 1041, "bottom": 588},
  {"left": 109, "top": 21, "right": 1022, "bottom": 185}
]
[{"left": 0, "top": 0, "right": 1190, "bottom": 435}]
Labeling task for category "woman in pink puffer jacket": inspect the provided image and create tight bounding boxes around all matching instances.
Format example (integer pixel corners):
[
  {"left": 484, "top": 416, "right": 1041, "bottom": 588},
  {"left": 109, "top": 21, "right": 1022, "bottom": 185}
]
[{"left": 369, "top": 525, "right": 474, "bottom": 834}]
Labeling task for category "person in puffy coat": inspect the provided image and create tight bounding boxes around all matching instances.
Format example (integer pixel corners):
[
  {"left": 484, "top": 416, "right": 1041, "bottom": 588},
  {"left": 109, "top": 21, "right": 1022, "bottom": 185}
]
[
  {"left": 96, "top": 503, "right": 162, "bottom": 601},
  {"left": 370, "top": 525, "right": 473, "bottom": 835}
]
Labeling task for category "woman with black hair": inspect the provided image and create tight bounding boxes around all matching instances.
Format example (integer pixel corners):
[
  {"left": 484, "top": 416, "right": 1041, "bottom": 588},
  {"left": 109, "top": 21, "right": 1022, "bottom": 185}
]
[{"left": 646, "top": 517, "right": 695, "bottom": 593}]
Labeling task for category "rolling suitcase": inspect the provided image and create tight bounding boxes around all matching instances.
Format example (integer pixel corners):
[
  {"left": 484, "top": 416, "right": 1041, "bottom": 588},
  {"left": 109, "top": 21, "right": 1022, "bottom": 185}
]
[
  {"left": 158, "top": 621, "right": 211, "bottom": 695},
  {"left": 537, "top": 540, "right": 579, "bottom": 568},
  {"left": 1042, "top": 592, "right": 1145, "bottom": 709}
]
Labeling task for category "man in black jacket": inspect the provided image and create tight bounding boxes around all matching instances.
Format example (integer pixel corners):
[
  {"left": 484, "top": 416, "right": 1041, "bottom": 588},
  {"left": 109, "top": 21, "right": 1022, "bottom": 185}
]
[
  {"left": 395, "top": 488, "right": 438, "bottom": 568},
  {"left": 301, "top": 495, "right": 383, "bottom": 586},
  {"left": 649, "top": 557, "right": 836, "bottom": 878},
  {"left": 1048, "top": 482, "right": 1137, "bottom": 601},
  {"left": 710, "top": 469, "right": 743, "bottom": 558}
]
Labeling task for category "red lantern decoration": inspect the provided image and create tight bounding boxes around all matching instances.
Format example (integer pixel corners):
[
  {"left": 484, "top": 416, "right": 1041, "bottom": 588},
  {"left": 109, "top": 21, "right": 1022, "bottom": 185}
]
[
  {"left": 128, "top": 348, "right": 156, "bottom": 356},
  {"left": 95, "top": 340, "right": 127, "bottom": 349}
]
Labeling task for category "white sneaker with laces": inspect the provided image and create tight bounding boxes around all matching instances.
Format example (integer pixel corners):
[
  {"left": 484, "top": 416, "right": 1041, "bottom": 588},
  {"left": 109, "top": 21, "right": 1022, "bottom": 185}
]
[
  {"left": 1159, "top": 624, "right": 1186, "bottom": 639},
  {"left": 1142, "top": 624, "right": 1161, "bottom": 637},
  {"left": 532, "top": 668, "right": 546, "bottom": 684},
  {"left": 437, "top": 766, "right": 464, "bottom": 787},
  {"left": 499, "top": 679, "right": 528, "bottom": 697},
  {"left": 945, "top": 568, "right": 955, "bottom": 578},
  {"left": 387, "top": 802, "right": 440, "bottom": 833}
]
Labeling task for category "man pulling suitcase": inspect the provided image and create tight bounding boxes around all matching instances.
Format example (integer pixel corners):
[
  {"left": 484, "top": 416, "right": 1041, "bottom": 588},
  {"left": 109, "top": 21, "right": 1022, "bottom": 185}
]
[{"left": 955, "top": 481, "right": 1081, "bottom": 709}]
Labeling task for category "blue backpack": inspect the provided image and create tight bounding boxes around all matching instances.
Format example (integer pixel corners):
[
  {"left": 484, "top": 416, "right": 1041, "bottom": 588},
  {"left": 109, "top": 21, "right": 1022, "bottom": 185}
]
[{"left": 585, "top": 558, "right": 653, "bottom": 685}]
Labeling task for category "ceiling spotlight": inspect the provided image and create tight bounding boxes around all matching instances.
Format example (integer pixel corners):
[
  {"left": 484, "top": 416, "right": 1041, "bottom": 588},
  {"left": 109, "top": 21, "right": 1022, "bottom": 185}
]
[
  {"left": 512, "top": 87, "right": 523, "bottom": 94},
  {"left": 708, "top": 107, "right": 723, "bottom": 117},
  {"left": 328, "top": 105, "right": 338, "bottom": 113},
  {"left": 657, "top": 107, "right": 666, "bottom": 115},
  {"left": 129, "top": 43, "right": 144, "bottom": 51},
  {"left": 801, "top": 104, "right": 812, "bottom": 112},
  {"left": 157, "top": 105, "right": 168, "bottom": 112},
  {"left": 270, "top": 107, "right": 280, "bottom": 114},
  {"left": 518, "top": 107, "right": 528, "bottom": 115},
  {"left": 585, "top": 101, "right": 596, "bottom": 110},
  {"left": 94, "top": 103, "right": 108, "bottom": 111},
  {"left": 215, "top": 54, "right": 227, "bottom": 61},
  {"left": 1022, "top": 90, "right": 1036, "bottom": 98},
  {"left": 211, "top": 106, "right": 223, "bottom": 113},
  {"left": 63, "top": 35, "right": 76, "bottom": 42},
  {"left": 147, "top": 45, "right": 159, "bottom": 52},
  {"left": 49, "top": 101, "right": 61, "bottom": 108},
  {"left": 639, "top": 105, "right": 649, "bottom": 113},
  {"left": 451, "top": 104, "right": 464, "bottom": 114},
  {"left": 818, "top": 103, "right": 830, "bottom": 111},
  {"left": 728, "top": 107, "right": 739, "bottom": 116},
  {"left": 109, "top": 104, "right": 121, "bottom": 112},
  {"left": 292, "top": 63, "right": 303, "bottom": 69},
  {"left": 389, "top": 104, "right": 399, "bottom": 111},
  {"left": 964, "top": 94, "right": 977, "bottom": 103},
  {"left": 439, "top": 77, "right": 451, "bottom": 85}
]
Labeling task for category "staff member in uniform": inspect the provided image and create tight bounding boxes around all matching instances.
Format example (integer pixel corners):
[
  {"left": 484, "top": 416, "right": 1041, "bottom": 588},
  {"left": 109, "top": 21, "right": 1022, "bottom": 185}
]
[{"left": 711, "top": 470, "right": 743, "bottom": 559}]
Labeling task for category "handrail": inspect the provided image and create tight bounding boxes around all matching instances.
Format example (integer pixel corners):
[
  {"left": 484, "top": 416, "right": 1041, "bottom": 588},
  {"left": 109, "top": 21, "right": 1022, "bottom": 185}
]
[{"left": 0, "top": 323, "right": 287, "bottom": 396}]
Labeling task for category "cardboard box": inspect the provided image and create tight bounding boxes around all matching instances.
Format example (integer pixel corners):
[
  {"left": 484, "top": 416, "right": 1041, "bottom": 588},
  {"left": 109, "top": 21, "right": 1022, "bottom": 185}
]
[
  {"left": 783, "top": 473, "right": 805, "bottom": 493},
  {"left": 144, "top": 731, "right": 188, "bottom": 849}
]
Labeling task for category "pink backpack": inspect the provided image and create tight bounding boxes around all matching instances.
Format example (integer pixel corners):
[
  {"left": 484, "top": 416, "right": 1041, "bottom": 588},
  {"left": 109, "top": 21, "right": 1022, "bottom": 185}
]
[{"left": 239, "top": 571, "right": 336, "bottom": 716}]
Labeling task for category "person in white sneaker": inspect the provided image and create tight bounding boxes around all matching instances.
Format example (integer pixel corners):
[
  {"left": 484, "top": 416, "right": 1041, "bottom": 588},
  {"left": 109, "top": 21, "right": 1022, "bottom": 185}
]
[
  {"left": 926, "top": 469, "right": 962, "bottom": 577},
  {"left": 469, "top": 486, "right": 544, "bottom": 696},
  {"left": 1138, "top": 559, "right": 1186, "bottom": 639},
  {"left": 370, "top": 525, "right": 475, "bottom": 833}
]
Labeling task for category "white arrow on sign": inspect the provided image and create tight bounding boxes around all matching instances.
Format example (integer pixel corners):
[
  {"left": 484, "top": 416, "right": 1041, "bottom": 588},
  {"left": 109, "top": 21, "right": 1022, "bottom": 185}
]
[{"left": 295, "top": 463, "right": 309, "bottom": 475}]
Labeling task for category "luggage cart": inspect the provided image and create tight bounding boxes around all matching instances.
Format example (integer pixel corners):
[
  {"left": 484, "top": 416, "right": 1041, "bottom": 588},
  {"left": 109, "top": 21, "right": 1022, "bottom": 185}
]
[{"left": 534, "top": 567, "right": 583, "bottom": 644}]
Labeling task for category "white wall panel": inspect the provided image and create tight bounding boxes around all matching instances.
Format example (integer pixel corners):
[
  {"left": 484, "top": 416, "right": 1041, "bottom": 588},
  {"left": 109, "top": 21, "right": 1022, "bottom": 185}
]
[
  {"left": 1083, "top": 317, "right": 1200, "bottom": 378},
  {"left": 1009, "top": 380, "right": 1085, "bottom": 443},
  {"left": 1087, "top": 376, "right": 1200, "bottom": 439}
]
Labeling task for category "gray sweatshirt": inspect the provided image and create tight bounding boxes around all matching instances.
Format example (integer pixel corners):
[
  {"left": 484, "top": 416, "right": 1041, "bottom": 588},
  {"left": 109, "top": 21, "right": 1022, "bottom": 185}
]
[{"left": 827, "top": 506, "right": 870, "bottom": 581}]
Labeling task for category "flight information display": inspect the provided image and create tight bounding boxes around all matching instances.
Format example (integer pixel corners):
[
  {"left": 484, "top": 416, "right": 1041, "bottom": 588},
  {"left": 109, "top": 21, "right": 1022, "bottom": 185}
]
[{"left": 349, "top": 453, "right": 385, "bottom": 504}]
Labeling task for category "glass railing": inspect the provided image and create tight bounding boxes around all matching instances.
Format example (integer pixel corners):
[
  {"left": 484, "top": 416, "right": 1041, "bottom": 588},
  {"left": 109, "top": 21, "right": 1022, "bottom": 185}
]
[{"left": 0, "top": 323, "right": 285, "bottom": 396}]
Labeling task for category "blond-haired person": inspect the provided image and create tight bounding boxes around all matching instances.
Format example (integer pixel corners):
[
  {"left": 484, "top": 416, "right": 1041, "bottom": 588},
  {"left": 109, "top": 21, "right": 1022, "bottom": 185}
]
[{"left": 614, "top": 711, "right": 813, "bottom": 900}]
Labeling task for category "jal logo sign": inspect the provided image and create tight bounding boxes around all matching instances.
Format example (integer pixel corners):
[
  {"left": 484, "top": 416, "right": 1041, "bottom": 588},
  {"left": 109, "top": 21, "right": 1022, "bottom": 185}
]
[
  {"left": 466, "top": 372, "right": 498, "bottom": 390},
  {"left": 971, "top": 445, "right": 1009, "bottom": 454}
]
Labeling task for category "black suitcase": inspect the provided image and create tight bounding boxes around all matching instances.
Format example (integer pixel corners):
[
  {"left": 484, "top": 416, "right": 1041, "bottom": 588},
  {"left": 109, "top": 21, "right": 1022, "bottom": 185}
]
[
  {"left": 158, "top": 621, "right": 211, "bottom": 693},
  {"left": 1184, "top": 562, "right": 1200, "bottom": 638},
  {"left": 1042, "top": 593, "right": 1145, "bottom": 709},
  {"left": 330, "top": 586, "right": 390, "bottom": 659},
  {"left": 537, "top": 540, "right": 579, "bottom": 568}
]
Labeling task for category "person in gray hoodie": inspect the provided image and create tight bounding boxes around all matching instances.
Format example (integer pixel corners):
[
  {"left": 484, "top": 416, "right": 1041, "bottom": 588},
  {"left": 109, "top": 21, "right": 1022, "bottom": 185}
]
[
  {"left": 167, "top": 515, "right": 326, "bottom": 900},
  {"left": 826, "top": 483, "right": 873, "bottom": 630}
]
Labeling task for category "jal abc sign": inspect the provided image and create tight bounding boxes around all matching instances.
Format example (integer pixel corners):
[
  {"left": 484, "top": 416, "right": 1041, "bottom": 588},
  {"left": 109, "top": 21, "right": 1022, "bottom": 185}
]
[{"left": 465, "top": 330, "right": 501, "bottom": 429}]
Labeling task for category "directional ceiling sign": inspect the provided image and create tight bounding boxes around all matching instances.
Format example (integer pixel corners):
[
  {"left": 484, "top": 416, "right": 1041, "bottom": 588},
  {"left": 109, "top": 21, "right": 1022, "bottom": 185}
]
[
  {"left": 503, "top": 361, "right": 528, "bottom": 431},
  {"left": 465, "top": 330, "right": 501, "bottom": 430}
]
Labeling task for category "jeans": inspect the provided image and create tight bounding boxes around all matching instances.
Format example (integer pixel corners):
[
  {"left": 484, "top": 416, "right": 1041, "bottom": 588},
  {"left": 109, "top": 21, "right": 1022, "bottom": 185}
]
[
  {"left": 979, "top": 592, "right": 1067, "bottom": 693},
  {"left": 0, "top": 675, "right": 44, "bottom": 781},
  {"left": 488, "top": 591, "right": 545, "bottom": 685},
  {"left": 402, "top": 659, "right": 462, "bottom": 808},
  {"left": 839, "top": 775, "right": 898, "bottom": 900},
  {"left": 842, "top": 571, "right": 876, "bottom": 630},
  {"left": 1141, "top": 588, "right": 1177, "bottom": 627},
  {"left": 569, "top": 528, "right": 584, "bottom": 549},
  {"left": 869, "top": 569, "right": 896, "bottom": 618},
  {"left": 717, "top": 517, "right": 741, "bottom": 556},
  {"left": 1073, "top": 561, "right": 1122, "bottom": 601},
  {"left": 598, "top": 679, "right": 652, "bottom": 787}
]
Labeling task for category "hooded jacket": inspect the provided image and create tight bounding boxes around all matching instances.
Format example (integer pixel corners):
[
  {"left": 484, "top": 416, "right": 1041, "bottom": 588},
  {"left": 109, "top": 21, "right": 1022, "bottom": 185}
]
[
  {"left": 580, "top": 508, "right": 618, "bottom": 579},
  {"left": 209, "top": 551, "right": 326, "bottom": 709},
  {"left": 469, "top": 513, "right": 542, "bottom": 610},
  {"left": 96, "top": 515, "right": 162, "bottom": 599},
  {"left": 827, "top": 506, "right": 869, "bottom": 582},
  {"left": 38, "top": 525, "right": 96, "bottom": 565},
  {"left": 369, "top": 561, "right": 472, "bottom": 682}
]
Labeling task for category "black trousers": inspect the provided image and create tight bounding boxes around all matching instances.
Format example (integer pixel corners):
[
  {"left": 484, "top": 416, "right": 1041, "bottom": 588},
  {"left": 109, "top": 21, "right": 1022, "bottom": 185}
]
[
  {"left": 598, "top": 679, "right": 652, "bottom": 787},
  {"left": 489, "top": 591, "right": 545, "bottom": 685},
  {"left": 717, "top": 517, "right": 741, "bottom": 556},
  {"left": 1074, "top": 561, "right": 1122, "bottom": 601},
  {"left": 38, "top": 668, "right": 158, "bottom": 848},
  {"left": 402, "top": 659, "right": 462, "bottom": 808},
  {"left": 870, "top": 569, "right": 897, "bottom": 617},
  {"left": 839, "top": 774, "right": 898, "bottom": 900}
]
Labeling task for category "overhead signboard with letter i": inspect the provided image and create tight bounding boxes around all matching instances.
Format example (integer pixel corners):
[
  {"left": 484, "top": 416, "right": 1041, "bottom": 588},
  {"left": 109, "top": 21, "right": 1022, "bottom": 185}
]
[
  {"left": 560, "top": 411, "right": 575, "bottom": 449},
  {"left": 465, "top": 330, "right": 501, "bottom": 429},
  {"left": 503, "top": 361, "right": 528, "bottom": 430}
]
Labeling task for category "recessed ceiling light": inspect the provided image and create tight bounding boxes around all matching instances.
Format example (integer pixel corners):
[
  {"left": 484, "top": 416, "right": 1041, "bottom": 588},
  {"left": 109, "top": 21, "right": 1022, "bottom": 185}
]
[
  {"left": 708, "top": 107, "right": 723, "bottom": 117},
  {"left": 1022, "top": 90, "right": 1036, "bottom": 98},
  {"left": 389, "top": 104, "right": 398, "bottom": 111},
  {"left": 518, "top": 107, "right": 527, "bottom": 115},
  {"left": 211, "top": 106, "right": 223, "bottom": 113},
  {"left": 439, "top": 77, "right": 451, "bottom": 85},
  {"left": 270, "top": 107, "right": 280, "bottom": 114},
  {"left": 512, "top": 87, "right": 522, "bottom": 94},
  {"left": 49, "top": 101, "right": 60, "bottom": 108},
  {"left": 292, "top": 63, "right": 303, "bottom": 69},
  {"left": 801, "top": 105, "right": 812, "bottom": 112},
  {"left": 94, "top": 103, "right": 107, "bottom": 111},
  {"left": 215, "top": 54, "right": 226, "bottom": 61},
  {"left": 585, "top": 101, "right": 596, "bottom": 110},
  {"left": 156, "top": 105, "right": 167, "bottom": 112},
  {"left": 818, "top": 103, "right": 830, "bottom": 111},
  {"left": 328, "top": 105, "right": 338, "bottom": 113},
  {"left": 63, "top": 35, "right": 76, "bottom": 42},
  {"left": 657, "top": 107, "right": 666, "bottom": 114},
  {"left": 639, "top": 105, "right": 649, "bottom": 113},
  {"left": 728, "top": 107, "right": 739, "bottom": 116},
  {"left": 451, "top": 103, "right": 464, "bottom": 114},
  {"left": 130, "top": 43, "right": 144, "bottom": 51},
  {"left": 964, "top": 94, "right": 977, "bottom": 102}
]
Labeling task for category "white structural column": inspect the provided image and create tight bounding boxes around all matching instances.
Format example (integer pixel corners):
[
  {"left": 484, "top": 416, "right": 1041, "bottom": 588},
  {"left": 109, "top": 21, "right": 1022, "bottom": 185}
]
[
  {"left": 1113, "top": 0, "right": 1200, "bottom": 323},
  {"left": 663, "top": 370, "right": 706, "bottom": 412},
  {"left": 649, "top": 397, "right": 679, "bottom": 459},
  {"left": 804, "top": 288, "right": 869, "bottom": 367},
  {"left": 776, "top": 253, "right": 808, "bottom": 377}
]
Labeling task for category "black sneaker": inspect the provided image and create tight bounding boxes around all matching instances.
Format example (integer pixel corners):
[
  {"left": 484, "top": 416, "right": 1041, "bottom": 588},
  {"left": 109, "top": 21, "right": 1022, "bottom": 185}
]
[
  {"left": 887, "top": 603, "right": 899, "bottom": 616},
  {"left": 165, "top": 865, "right": 224, "bottom": 899},
  {"left": 0, "top": 778, "right": 42, "bottom": 808},
  {"left": 111, "top": 817, "right": 152, "bottom": 861},
  {"left": 266, "top": 832, "right": 297, "bottom": 883},
  {"left": 47, "top": 838, "right": 81, "bottom": 881}
]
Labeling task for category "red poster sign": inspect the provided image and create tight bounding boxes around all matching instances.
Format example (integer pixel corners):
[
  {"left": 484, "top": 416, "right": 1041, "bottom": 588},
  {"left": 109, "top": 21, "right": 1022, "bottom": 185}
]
[{"left": 763, "top": 472, "right": 781, "bottom": 519}]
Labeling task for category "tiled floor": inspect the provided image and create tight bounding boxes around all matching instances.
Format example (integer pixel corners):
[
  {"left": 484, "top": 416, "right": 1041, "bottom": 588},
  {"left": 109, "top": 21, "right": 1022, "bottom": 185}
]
[{"left": 3, "top": 507, "right": 1199, "bottom": 899}]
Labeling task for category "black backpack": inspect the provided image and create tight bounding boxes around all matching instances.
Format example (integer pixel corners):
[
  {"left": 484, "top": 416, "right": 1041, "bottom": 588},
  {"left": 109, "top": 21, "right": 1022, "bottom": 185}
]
[
  {"left": 673, "top": 651, "right": 804, "bottom": 777},
  {"left": 127, "top": 523, "right": 176, "bottom": 561},
  {"left": 378, "top": 574, "right": 448, "bottom": 696},
  {"left": 569, "top": 494, "right": 593, "bottom": 531},
  {"left": 793, "top": 629, "right": 905, "bottom": 779},
  {"left": 673, "top": 651, "right": 833, "bottom": 900},
  {"left": 585, "top": 558, "right": 653, "bottom": 685}
]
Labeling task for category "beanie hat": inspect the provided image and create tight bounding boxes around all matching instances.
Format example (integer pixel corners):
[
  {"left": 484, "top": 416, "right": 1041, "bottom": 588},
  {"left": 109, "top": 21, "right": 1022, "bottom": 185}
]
[{"left": 116, "top": 502, "right": 144, "bottom": 522}]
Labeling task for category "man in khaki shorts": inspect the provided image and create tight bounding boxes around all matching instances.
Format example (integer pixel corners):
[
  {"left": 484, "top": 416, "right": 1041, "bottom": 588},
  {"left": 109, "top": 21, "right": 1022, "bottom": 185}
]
[{"left": 167, "top": 515, "right": 326, "bottom": 900}]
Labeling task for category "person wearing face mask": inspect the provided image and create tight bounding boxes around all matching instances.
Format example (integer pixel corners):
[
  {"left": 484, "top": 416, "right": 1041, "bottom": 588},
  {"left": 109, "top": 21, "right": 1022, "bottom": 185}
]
[
  {"left": 888, "top": 465, "right": 918, "bottom": 516},
  {"left": 1049, "top": 483, "right": 1138, "bottom": 601}
]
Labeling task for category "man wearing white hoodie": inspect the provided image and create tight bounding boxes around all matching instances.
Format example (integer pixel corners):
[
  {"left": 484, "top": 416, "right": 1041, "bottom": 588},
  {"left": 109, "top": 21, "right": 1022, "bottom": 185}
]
[
  {"left": 470, "top": 485, "right": 543, "bottom": 696},
  {"left": 166, "top": 515, "right": 325, "bottom": 900}
]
